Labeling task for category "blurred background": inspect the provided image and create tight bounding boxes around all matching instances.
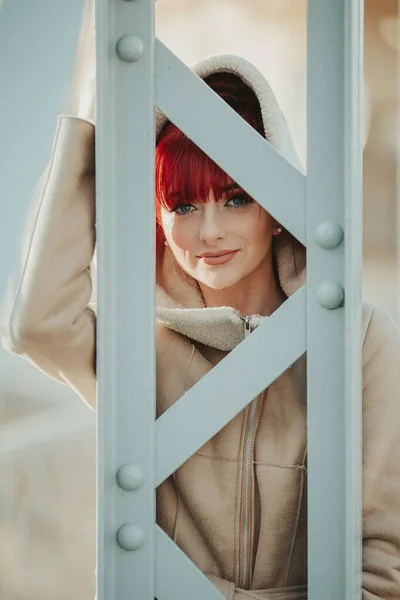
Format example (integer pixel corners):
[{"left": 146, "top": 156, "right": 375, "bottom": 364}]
[{"left": 0, "top": 0, "right": 399, "bottom": 598}]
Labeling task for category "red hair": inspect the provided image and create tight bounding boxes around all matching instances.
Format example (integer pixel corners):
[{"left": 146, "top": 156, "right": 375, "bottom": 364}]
[{"left": 155, "top": 73, "right": 264, "bottom": 254}]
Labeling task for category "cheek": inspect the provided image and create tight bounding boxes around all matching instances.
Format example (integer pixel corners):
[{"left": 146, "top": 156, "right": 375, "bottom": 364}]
[
  {"left": 233, "top": 206, "right": 273, "bottom": 250},
  {"left": 161, "top": 213, "right": 197, "bottom": 253},
  {"left": 256, "top": 212, "right": 275, "bottom": 246}
]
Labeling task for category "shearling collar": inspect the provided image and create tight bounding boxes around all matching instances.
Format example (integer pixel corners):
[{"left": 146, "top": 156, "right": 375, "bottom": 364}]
[
  {"left": 155, "top": 246, "right": 267, "bottom": 352},
  {"left": 154, "top": 54, "right": 306, "bottom": 351}
]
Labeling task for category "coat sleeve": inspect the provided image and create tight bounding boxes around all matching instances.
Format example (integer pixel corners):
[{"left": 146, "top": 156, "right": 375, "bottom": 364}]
[
  {"left": 362, "top": 304, "right": 400, "bottom": 598},
  {"left": 0, "top": 115, "right": 97, "bottom": 409}
]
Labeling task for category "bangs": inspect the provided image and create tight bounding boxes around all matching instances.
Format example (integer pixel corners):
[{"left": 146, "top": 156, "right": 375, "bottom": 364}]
[
  {"left": 155, "top": 72, "right": 264, "bottom": 234},
  {"left": 155, "top": 125, "right": 233, "bottom": 222}
]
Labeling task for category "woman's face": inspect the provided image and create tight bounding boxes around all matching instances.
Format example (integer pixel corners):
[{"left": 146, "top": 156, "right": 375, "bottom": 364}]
[{"left": 161, "top": 186, "right": 277, "bottom": 290}]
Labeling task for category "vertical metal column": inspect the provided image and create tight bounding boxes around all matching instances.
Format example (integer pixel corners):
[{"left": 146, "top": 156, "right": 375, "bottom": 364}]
[
  {"left": 95, "top": 0, "right": 156, "bottom": 599},
  {"left": 307, "top": 1, "right": 363, "bottom": 598}
]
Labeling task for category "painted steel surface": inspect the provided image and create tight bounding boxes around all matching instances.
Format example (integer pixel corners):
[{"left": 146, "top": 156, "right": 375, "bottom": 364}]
[
  {"left": 95, "top": 0, "right": 363, "bottom": 598},
  {"left": 307, "top": 1, "right": 363, "bottom": 598},
  {"left": 96, "top": 0, "right": 156, "bottom": 598}
]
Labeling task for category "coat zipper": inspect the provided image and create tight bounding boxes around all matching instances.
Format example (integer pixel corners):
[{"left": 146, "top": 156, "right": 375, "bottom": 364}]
[{"left": 240, "top": 316, "right": 259, "bottom": 589}]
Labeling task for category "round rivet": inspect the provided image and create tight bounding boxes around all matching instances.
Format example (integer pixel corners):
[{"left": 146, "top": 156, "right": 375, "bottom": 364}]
[
  {"left": 116, "top": 464, "right": 143, "bottom": 491},
  {"left": 315, "top": 221, "right": 344, "bottom": 250},
  {"left": 317, "top": 281, "right": 344, "bottom": 310},
  {"left": 116, "top": 35, "right": 144, "bottom": 62},
  {"left": 116, "top": 524, "right": 145, "bottom": 551}
]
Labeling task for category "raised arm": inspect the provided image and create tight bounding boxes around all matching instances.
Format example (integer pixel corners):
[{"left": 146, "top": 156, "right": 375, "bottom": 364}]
[{"left": 1, "top": 116, "right": 97, "bottom": 409}]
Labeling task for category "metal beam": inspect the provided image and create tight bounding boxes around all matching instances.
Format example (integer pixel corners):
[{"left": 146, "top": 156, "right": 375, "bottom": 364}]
[
  {"left": 306, "top": 1, "right": 363, "bottom": 598},
  {"left": 156, "top": 286, "right": 306, "bottom": 486},
  {"left": 156, "top": 41, "right": 306, "bottom": 245},
  {"left": 156, "top": 527, "right": 225, "bottom": 600},
  {"left": 96, "top": 1, "right": 156, "bottom": 598}
]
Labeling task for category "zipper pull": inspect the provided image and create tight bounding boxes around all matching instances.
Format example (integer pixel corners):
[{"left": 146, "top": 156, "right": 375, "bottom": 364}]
[{"left": 243, "top": 316, "right": 251, "bottom": 338}]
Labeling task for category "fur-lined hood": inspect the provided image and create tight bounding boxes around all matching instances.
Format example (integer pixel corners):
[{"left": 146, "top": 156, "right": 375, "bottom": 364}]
[{"left": 155, "top": 54, "right": 306, "bottom": 351}]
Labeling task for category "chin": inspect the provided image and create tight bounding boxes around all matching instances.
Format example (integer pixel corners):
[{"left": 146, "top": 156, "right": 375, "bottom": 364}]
[{"left": 198, "top": 273, "right": 243, "bottom": 290}]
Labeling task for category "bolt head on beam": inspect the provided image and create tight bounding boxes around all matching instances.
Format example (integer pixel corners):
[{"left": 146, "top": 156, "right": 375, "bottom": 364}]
[
  {"left": 116, "top": 35, "right": 144, "bottom": 62},
  {"left": 317, "top": 281, "right": 344, "bottom": 310},
  {"left": 116, "top": 464, "right": 143, "bottom": 491},
  {"left": 315, "top": 221, "right": 344, "bottom": 250},
  {"left": 116, "top": 524, "right": 145, "bottom": 551}
]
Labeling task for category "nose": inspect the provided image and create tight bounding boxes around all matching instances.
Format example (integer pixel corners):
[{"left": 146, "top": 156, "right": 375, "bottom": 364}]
[{"left": 199, "top": 205, "right": 224, "bottom": 245}]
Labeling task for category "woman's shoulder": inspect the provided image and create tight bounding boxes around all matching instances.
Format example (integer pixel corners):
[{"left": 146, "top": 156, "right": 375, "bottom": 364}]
[
  {"left": 362, "top": 301, "right": 400, "bottom": 350},
  {"left": 361, "top": 300, "right": 400, "bottom": 383},
  {"left": 155, "top": 321, "right": 195, "bottom": 367}
]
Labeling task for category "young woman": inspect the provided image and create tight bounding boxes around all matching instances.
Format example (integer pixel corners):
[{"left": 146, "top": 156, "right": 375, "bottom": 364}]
[{"left": 2, "top": 51, "right": 400, "bottom": 600}]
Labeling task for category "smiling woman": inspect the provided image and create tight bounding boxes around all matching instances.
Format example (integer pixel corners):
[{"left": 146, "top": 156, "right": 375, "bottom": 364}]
[
  {"left": 2, "top": 36, "right": 400, "bottom": 600},
  {"left": 156, "top": 73, "right": 286, "bottom": 315}
]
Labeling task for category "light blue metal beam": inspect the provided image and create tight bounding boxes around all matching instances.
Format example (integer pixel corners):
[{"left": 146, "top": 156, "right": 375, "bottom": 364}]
[
  {"left": 306, "top": 1, "right": 363, "bottom": 598},
  {"left": 156, "top": 286, "right": 306, "bottom": 486},
  {"left": 156, "top": 41, "right": 306, "bottom": 245},
  {"left": 156, "top": 527, "right": 225, "bottom": 600},
  {"left": 95, "top": 1, "right": 156, "bottom": 599}
]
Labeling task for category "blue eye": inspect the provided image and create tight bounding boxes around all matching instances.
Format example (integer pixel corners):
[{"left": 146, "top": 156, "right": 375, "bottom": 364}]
[
  {"left": 174, "top": 204, "right": 195, "bottom": 215},
  {"left": 226, "top": 194, "right": 251, "bottom": 208}
]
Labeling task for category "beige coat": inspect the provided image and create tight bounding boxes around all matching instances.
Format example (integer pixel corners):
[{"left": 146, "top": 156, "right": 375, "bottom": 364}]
[{"left": 2, "top": 56, "right": 400, "bottom": 600}]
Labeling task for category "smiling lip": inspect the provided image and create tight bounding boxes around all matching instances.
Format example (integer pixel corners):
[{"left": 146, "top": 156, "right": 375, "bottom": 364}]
[{"left": 198, "top": 250, "right": 238, "bottom": 266}]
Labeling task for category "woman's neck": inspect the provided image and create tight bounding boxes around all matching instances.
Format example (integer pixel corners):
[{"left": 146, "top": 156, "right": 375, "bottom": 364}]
[{"left": 199, "top": 254, "right": 286, "bottom": 317}]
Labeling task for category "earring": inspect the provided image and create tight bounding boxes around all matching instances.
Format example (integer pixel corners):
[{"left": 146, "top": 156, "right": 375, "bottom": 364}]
[
  {"left": 164, "top": 240, "right": 169, "bottom": 246},
  {"left": 274, "top": 225, "right": 283, "bottom": 235}
]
